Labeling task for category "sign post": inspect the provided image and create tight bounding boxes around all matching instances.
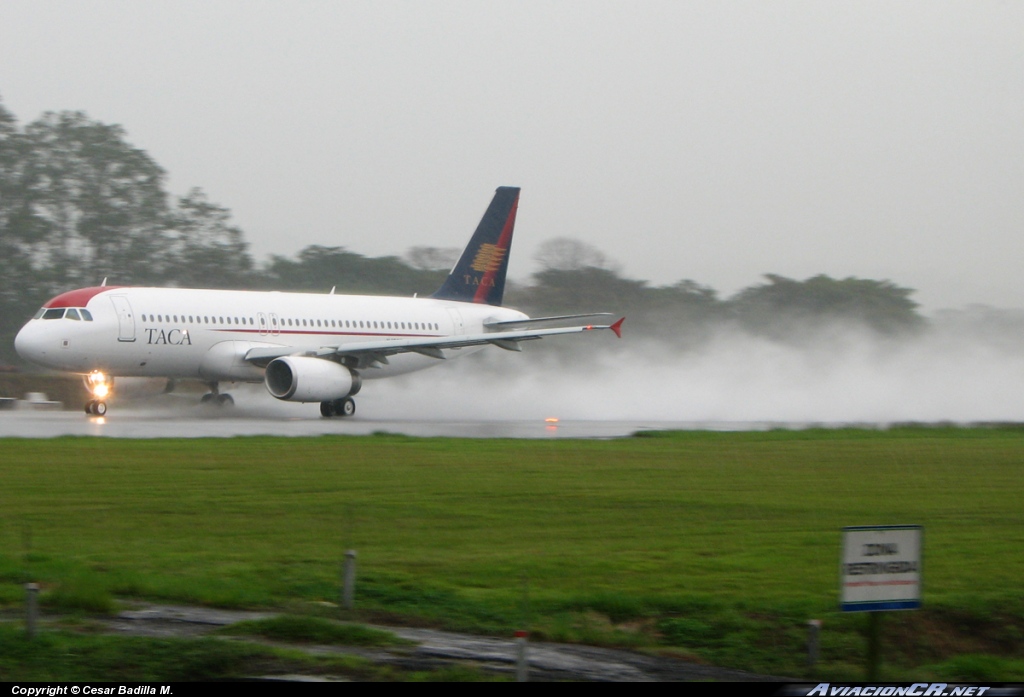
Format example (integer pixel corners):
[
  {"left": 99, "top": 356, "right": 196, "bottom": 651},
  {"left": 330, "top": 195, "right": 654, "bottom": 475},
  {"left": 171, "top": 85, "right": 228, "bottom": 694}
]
[{"left": 841, "top": 525, "right": 922, "bottom": 679}]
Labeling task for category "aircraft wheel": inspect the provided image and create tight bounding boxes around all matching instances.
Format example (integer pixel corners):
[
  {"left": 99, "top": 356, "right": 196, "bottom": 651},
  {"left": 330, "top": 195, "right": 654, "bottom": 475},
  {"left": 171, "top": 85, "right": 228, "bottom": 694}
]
[
  {"left": 200, "top": 393, "right": 214, "bottom": 405},
  {"left": 85, "top": 400, "right": 95, "bottom": 415},
  {"left": 93, "top": 401, "right": 107, "bottom": 416},
  {"left": 320, "top": 400, "right": 336, "bottom": 418},
  {"left": 336, "top": 397, "right": 356, "bottom": 418},
  {"left": 217, "top": 393, "right": 234, "bottom": 407}
]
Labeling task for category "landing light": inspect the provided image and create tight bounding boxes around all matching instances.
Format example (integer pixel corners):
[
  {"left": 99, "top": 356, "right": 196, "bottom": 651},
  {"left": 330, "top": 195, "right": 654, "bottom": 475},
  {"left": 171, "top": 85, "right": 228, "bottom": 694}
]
[
  {"left": 545, "top": 417, "right": 559, "bottom": 423},
  {"left": 85, "top": 371, "right": 112, "bottom": 399}
]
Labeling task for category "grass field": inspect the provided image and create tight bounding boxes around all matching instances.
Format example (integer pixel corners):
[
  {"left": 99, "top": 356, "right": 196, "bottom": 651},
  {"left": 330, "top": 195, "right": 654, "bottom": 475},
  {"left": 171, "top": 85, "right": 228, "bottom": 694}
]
[{"left": 0, "top": 427, "right": 1022, "bottom": 679}]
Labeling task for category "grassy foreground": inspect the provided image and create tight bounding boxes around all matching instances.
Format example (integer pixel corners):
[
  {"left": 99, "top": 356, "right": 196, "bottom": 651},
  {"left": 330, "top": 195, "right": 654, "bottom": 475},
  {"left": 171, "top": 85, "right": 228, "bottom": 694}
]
[{"left": 0, "top": 428, "right": 1022, "bottom": 679}]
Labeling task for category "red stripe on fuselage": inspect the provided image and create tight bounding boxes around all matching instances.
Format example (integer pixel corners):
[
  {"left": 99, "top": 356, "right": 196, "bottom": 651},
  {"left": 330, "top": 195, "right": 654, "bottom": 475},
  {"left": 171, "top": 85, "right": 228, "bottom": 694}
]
[
  {"left": 206, "top": 329, "right": 442, "bottom": 338},
  {"left": 44, "top": 286, "right": 124, "bottom": 308}
]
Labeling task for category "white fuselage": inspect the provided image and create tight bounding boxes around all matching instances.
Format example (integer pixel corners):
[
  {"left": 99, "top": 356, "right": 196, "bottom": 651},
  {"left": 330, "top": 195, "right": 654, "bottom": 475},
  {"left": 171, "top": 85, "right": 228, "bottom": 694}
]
[{"left": 15, "top": 286, "right": 528, "bottom": 383}]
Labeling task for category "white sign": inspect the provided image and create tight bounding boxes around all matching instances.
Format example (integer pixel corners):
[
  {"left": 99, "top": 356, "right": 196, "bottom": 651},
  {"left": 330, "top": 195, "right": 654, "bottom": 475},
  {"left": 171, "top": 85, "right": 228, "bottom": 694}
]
[{"left": 841, "top": 525, "right": 922, "bottom": 612}]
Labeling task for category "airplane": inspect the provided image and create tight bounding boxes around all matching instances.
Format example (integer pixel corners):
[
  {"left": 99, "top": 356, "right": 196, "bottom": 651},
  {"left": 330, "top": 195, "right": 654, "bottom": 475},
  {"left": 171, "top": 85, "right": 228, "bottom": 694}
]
[{"left": 14, "top": 186, "right": 624, "bottom": 417}]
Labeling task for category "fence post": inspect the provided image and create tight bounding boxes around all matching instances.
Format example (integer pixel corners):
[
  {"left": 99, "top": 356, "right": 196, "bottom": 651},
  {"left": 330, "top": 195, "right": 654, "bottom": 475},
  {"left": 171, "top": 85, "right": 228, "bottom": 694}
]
[
  {"left": 514, "top": 630, "right": 529, "bottom": 682},
  {"left": 806, "top": 619, "right": 821, "bottom": 672},
  {"left": 25, "top": 583, "right": 39, "bottom": 639},
  {"left": 342, "top": 550, "right": 357, "bottom": 611}
]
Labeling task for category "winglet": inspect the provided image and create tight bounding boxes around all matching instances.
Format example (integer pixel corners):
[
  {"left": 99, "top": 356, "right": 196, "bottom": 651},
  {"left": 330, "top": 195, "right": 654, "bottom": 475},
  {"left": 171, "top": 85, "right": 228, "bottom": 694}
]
[{"left": 610, "top": 317, "right": 625, "bottom": 338}]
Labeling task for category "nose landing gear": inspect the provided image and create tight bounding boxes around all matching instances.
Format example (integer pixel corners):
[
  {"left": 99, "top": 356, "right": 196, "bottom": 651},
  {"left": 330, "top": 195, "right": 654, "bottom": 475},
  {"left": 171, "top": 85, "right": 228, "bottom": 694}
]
[
  {"left": 83, "top": 371, "right": 112, "bottom": 417},
  {"left": 84, "top": 400, "right": 107, "bottom": 416}
]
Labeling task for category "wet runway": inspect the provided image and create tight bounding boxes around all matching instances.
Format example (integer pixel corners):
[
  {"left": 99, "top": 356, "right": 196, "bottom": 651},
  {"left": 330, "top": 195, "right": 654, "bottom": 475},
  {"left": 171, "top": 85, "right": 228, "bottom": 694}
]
[{"left": 0, "top": 398, "right": 784, "bottom": 439}]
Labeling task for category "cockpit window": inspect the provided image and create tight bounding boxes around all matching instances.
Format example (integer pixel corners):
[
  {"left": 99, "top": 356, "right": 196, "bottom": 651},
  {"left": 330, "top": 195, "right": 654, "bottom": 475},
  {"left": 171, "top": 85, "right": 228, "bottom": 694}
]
[
  {"left": 80, "top": 309, "right": 94, "bottom": 321},
  {"left": 66, "top": 309, "right": 81, "bottom": 321},
  {"left": 43, "top": 308, "right": 66, "bottom": 320},
  {"left": 33, "top": 308, "right": 45, "bottom": 319}
]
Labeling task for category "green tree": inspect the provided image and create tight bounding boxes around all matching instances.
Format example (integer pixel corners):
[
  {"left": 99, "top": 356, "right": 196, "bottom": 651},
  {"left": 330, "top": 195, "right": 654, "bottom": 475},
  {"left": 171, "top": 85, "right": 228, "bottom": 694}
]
[
  {"left": 730, "top": 274, "right": 925, "bottom": 338},
  {"left": 0, "top": 97, "right": 256, "bottom": 364},
  {"left": 21, "top": 110, "right": 170, "bottom": 288},
  {"left": 533, "top": 237, "right": 616, "bottom": 272},
  {"left": 404, "top": 246, "right": 459, "bottom": 271},
  {"left": 512, "top": 237, "right": 727, "bottom": 347},
  {"left": 261, "top": 245, "right": 446, "bottom": 296},
  {"left": 0, "top": 98, "right": 53, "bottom": 364},
  {"left": 166, "top": 188, "right": 253, "bottom": 288}
]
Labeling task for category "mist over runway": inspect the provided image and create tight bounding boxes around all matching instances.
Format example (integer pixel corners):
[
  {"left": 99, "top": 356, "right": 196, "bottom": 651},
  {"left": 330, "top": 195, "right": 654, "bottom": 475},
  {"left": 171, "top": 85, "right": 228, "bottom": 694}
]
[
  {"left": 366, "top": 307, "right": 1024, "bottom": 425},
  {"left": 6, "top": 307, "right": 1024, "bottom": 438}
]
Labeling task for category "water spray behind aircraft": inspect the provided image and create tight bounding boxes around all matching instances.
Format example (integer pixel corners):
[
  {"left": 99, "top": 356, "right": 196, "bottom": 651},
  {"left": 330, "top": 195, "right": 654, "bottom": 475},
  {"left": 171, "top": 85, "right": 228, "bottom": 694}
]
[{"left": 364, "top": 308, "right": 1024, "bottom": 424}]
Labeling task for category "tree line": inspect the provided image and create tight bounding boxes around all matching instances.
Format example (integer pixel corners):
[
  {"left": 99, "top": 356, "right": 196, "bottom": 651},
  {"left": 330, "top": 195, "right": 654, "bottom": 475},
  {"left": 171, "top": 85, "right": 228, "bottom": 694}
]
[{"left": 0, "top": 97, "right": 924, "bottom": 366}]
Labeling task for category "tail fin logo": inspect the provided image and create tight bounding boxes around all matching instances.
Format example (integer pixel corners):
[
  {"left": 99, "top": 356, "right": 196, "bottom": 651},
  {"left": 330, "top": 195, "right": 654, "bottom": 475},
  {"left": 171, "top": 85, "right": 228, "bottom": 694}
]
[
  {"left": 470, "top": 244, "right": 507, "bottom": 273},
  {"left": 431, "top": 186, "right": 520, "bottom": 306}
]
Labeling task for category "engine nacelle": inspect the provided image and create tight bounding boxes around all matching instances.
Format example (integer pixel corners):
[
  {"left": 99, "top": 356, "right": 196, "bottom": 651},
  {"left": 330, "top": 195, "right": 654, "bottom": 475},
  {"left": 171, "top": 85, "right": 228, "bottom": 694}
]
[{"left": 264, "top": 356, "right": 360, "bottom": 402}]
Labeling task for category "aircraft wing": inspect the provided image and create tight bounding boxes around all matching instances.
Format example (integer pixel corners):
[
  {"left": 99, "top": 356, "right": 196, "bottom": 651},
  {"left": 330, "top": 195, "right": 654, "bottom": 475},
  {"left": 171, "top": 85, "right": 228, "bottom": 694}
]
[
  {"left": 483, "top": 313, "right": 616, "bottom": 330},
  {"left": 244, "top": 317, "right": 624, "bottom": 369}
]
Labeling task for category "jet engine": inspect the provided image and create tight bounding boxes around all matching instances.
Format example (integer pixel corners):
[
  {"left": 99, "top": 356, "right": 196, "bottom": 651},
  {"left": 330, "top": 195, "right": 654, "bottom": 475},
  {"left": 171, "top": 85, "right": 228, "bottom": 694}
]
[{"left": 264, "top": 356, "right": 361, "bottom": 402}]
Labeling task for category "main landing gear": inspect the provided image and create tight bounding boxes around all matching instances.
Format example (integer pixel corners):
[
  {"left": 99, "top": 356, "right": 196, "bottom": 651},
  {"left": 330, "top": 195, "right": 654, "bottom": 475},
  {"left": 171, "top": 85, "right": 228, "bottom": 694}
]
[
  {"left": 200, "top": 383, "right": 234, "bottom": 407},
  {"left": 320, "top": 397, "right": 356, "bottom": 418}
]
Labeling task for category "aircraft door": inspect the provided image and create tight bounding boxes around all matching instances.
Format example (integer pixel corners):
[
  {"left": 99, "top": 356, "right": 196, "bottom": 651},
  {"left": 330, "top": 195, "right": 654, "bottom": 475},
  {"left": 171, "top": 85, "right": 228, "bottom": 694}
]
[
  {"left": 446, "top": 308, "right": 464, "bottom": 335},
  {"left": 257, "top": 312, "right": 269, "bottom": 336},
  {"left": 269, "top": 313, "right": 280, "bottom": 336},
  {"left": 109, "top": 295, "right": 136, "bottom": 342}
]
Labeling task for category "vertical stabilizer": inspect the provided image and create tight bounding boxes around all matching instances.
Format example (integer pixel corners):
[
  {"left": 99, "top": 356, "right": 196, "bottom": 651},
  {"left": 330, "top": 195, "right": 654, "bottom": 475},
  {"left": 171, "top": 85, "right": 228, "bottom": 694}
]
[{"left": 431, "top": 186, "right": 520, "bottom": 306}]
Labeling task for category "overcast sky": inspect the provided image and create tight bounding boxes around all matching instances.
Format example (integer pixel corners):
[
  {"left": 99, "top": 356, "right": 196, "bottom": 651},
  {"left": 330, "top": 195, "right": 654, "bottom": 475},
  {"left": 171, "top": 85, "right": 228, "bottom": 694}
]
[{"left": 2, "top": 1, "right": 1023, "bottom": 311}]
